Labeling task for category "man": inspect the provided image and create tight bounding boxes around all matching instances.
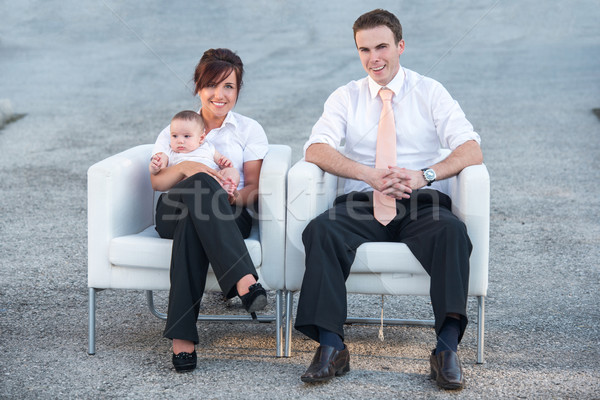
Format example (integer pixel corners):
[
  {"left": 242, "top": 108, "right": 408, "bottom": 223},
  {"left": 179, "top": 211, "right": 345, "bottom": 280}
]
[{"left": 295, "top": 9, "right": 483, "bottom": 390}]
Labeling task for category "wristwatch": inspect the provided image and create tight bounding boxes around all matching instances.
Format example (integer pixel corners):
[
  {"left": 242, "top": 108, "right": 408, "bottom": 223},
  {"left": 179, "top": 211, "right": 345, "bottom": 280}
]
[{"left": 421, "top": 168, "right": 436, "bottom": 186}]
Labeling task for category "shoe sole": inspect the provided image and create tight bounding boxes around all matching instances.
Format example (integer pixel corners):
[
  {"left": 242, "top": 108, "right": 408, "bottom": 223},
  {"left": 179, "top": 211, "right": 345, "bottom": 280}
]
[
  {"left": 246, "top": 294, "right": 267, "bottom": 313},
  {"left": 430, "top": 367, "right": 463, "bottom": 390},
  {"left": 301, "top": 364, "right": 350, "bottom": 383},
  {"left": 174, "top": 363, "right": 196, "bottom": 373}
]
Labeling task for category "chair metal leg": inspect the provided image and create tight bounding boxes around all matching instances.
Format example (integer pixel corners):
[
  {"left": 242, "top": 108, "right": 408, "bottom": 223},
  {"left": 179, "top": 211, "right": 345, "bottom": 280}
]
[
  {"left": 345, "top": 317, "right": 435, "bottom": 326},
  {"left": 88, "top": 288, "right": 97, "bottom": 355},
  {"left": 275, "top": 291, "right": 482, "bottom": 361},
  {"left": 145, "top": 290, "right": 276, "bottom": 322},
  {"left": 284, "top": 290, "right": 293, "bottom": 357},
  {"left": 146, "top": 289, "right": 281, "bottom": 356},
  {"left": 146, "top": 290, "right": 167, "bottom": 319},
  {"left": 276, "top": 290, "right": 284, "bottom": 357},
  {"left": 477, "top": 296, "right": 485, "bottom": 364}
]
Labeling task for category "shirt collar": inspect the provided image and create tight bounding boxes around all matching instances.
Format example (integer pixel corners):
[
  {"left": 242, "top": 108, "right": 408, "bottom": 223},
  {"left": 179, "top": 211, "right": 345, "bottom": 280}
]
[
  {"left": 222, "top": 111, "right": 238, "bottom": 128},
  {"left": 368, "top": 66, "right": 406, "bottom": 99},
  {"left": 197, "top": 108, "right": 238, "bottom": 130}
]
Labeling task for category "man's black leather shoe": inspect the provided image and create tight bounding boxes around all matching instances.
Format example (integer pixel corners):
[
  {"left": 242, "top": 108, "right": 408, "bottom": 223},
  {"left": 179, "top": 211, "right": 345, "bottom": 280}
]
[
  {"left": 301, "top": 345, "right": 350, "bottom": 383},
  {"left": 172, "top": 350, "right": 197, "bottom": 373},
  {"left": 429, "top": 349, "right": 464, "bottom": 390}
]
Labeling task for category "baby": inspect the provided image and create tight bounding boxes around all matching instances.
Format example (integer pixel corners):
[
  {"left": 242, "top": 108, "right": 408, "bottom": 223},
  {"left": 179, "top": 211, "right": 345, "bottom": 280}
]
[{"left": 149, "top": 110, "right": 239, "bottom": 194}]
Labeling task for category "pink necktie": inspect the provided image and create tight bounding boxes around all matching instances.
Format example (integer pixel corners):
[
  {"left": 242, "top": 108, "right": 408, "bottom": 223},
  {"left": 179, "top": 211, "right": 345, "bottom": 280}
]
[{"left": 373, "top": 88, "right": 397, "bottom": 226}]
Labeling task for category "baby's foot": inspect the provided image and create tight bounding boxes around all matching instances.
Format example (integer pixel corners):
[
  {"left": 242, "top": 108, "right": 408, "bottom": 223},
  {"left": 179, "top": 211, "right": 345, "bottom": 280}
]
[{"left": 221, "top": 178, "right": 236, "bottom": 195}]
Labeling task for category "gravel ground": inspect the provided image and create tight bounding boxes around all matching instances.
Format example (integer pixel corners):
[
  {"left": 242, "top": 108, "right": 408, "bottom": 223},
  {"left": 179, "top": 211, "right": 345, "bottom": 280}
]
[{"left": 1, "top": 1, "right": 599, "bottom": 399}]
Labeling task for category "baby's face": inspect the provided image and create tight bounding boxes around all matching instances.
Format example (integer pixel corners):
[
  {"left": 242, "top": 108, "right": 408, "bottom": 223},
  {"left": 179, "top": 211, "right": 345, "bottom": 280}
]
[{"left": 169, "top": 119, "right": 205, "bottom": 153}]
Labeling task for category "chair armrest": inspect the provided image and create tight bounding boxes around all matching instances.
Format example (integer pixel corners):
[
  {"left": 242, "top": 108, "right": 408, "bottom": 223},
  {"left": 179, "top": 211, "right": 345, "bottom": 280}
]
[
  {"left": 257, "top": 144, "right": 292, "bottom": 290},
  {"left": 448, "top": 163, "right": 490, "bottom": 295},
  {"left": 88, "top": 144, "right": 154, "bottom": 287},
  {"left": 285, "top": 159, "right": 339, "bottom": 290},
  {"left": 449, "top": 164, "right": 490, "bottom": 221}
]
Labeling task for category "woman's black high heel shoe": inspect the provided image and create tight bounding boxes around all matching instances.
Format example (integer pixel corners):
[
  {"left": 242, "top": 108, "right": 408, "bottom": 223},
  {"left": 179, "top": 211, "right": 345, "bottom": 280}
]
[
  {"left": 239, "top": 283, "right": 267, "bottom": 317},
  {"left": 172, "top": 350, "right": 197, "bottom": 373}
]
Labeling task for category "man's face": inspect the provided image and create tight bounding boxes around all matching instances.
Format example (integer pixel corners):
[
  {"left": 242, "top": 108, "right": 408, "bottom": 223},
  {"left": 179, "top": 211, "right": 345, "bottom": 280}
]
[{"left": 355, "top": 25, "right": 405, "bottom": 86}]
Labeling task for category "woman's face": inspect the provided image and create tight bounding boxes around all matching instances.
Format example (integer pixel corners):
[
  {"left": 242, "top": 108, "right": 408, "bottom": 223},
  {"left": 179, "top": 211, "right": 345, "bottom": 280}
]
[{"left": 199, "top": 70, "right": 239, "bottom": 121}]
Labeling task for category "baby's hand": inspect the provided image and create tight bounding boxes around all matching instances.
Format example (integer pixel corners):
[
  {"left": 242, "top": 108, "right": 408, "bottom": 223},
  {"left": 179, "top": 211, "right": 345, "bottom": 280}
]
[
  {"left": 217, "top": 156, "right": 233, "bottom": 169},
  {"left": 149, "top": 152, "right": 168, "bottom": 175}
]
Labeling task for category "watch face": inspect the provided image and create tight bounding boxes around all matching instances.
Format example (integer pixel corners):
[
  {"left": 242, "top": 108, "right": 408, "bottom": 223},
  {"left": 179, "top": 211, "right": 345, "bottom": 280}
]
[{"left": 424, "top": 169, "right": 436, "bottom": 181}]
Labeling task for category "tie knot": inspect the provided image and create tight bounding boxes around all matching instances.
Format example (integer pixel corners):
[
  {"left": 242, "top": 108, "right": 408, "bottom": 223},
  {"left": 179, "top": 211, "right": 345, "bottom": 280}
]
[{"left": 379, "top": 88, "right": 393, "bottom": 102}]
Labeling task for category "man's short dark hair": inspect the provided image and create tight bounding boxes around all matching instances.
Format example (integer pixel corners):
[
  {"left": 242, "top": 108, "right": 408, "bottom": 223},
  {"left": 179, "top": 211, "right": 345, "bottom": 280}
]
[{"left": 353, "top": 9, "right": 403, "bottom": 44}]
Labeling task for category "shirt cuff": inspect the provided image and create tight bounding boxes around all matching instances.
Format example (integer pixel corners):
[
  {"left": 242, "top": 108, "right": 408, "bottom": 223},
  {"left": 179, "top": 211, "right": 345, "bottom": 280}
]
[
  {"left": 448, "top": 131, "right": 481, "bottom": 150},
  {"left": 303, "top": 137, "right": 337, "bottom": 158}
]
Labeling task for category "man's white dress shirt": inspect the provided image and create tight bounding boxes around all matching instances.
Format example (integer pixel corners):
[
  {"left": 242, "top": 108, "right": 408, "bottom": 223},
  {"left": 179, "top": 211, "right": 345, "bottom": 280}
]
[{"left": 305, "top": 66, "right": 480, "bottom": 196}]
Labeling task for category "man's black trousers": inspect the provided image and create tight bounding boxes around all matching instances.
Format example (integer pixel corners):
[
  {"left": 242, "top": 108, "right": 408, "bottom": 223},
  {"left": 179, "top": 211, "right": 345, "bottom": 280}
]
[{"left": 294, "top": 189, "right": 471, "bottom": 344}]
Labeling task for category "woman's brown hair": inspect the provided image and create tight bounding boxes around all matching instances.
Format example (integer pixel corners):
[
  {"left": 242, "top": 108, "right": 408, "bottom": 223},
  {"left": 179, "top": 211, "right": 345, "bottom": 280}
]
[{"left": 193, "top": 48, "right": 244, "bottom": 97}]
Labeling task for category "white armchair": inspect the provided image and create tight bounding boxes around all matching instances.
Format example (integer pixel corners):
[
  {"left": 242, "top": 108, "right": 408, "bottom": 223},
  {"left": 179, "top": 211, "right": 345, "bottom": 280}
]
[
  {"left": 285, "top": 154, "right": 490, "bottom": 363},
  {"left": 88, "top": 144, "right": 291, "bottom": 356}
]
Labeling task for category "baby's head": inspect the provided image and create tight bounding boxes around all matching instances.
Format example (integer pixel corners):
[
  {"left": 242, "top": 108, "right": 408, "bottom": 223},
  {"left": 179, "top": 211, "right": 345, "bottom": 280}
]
[{"left": 169, "top": 110, "right": 206, "bottom": 153}]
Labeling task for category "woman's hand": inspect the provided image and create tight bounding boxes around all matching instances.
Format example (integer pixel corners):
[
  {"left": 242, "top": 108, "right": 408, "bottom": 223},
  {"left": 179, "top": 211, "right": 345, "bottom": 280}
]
[
  {"left": 232, "top": 159, "right": 262, "bottom": 207},
  {"left": 150, "top": 161, "right": 223, "bottom": 192},
  {"left": 178, "top": 161, "right": 223, "bottom": 183}
]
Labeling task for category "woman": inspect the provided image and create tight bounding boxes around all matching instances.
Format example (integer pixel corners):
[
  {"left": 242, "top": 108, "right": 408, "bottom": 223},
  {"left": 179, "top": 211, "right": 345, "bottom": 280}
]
[{"left": 150, "top": 48, "right": 269, "bottom": 372}]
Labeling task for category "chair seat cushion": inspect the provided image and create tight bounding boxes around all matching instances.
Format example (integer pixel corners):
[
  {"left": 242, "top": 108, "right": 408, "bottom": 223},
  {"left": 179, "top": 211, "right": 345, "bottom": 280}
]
[
  {"left": 108, "top": 225, "right": 262, "bottom": 270},
  {"left": 351, "top": 242, "right": 425, "bottom": 274}
]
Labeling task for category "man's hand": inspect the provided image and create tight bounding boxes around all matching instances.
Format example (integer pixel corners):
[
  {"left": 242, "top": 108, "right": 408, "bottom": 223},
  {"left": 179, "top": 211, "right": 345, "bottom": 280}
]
[
  {"left": 363, "top": 166, "right": 413, "bottom": 199},
  {"left": 305, "top": 144, "right": 426, "bottom": 199},
  {"left": 382, "top": 167, "right": 429, "bottom": 193}
]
